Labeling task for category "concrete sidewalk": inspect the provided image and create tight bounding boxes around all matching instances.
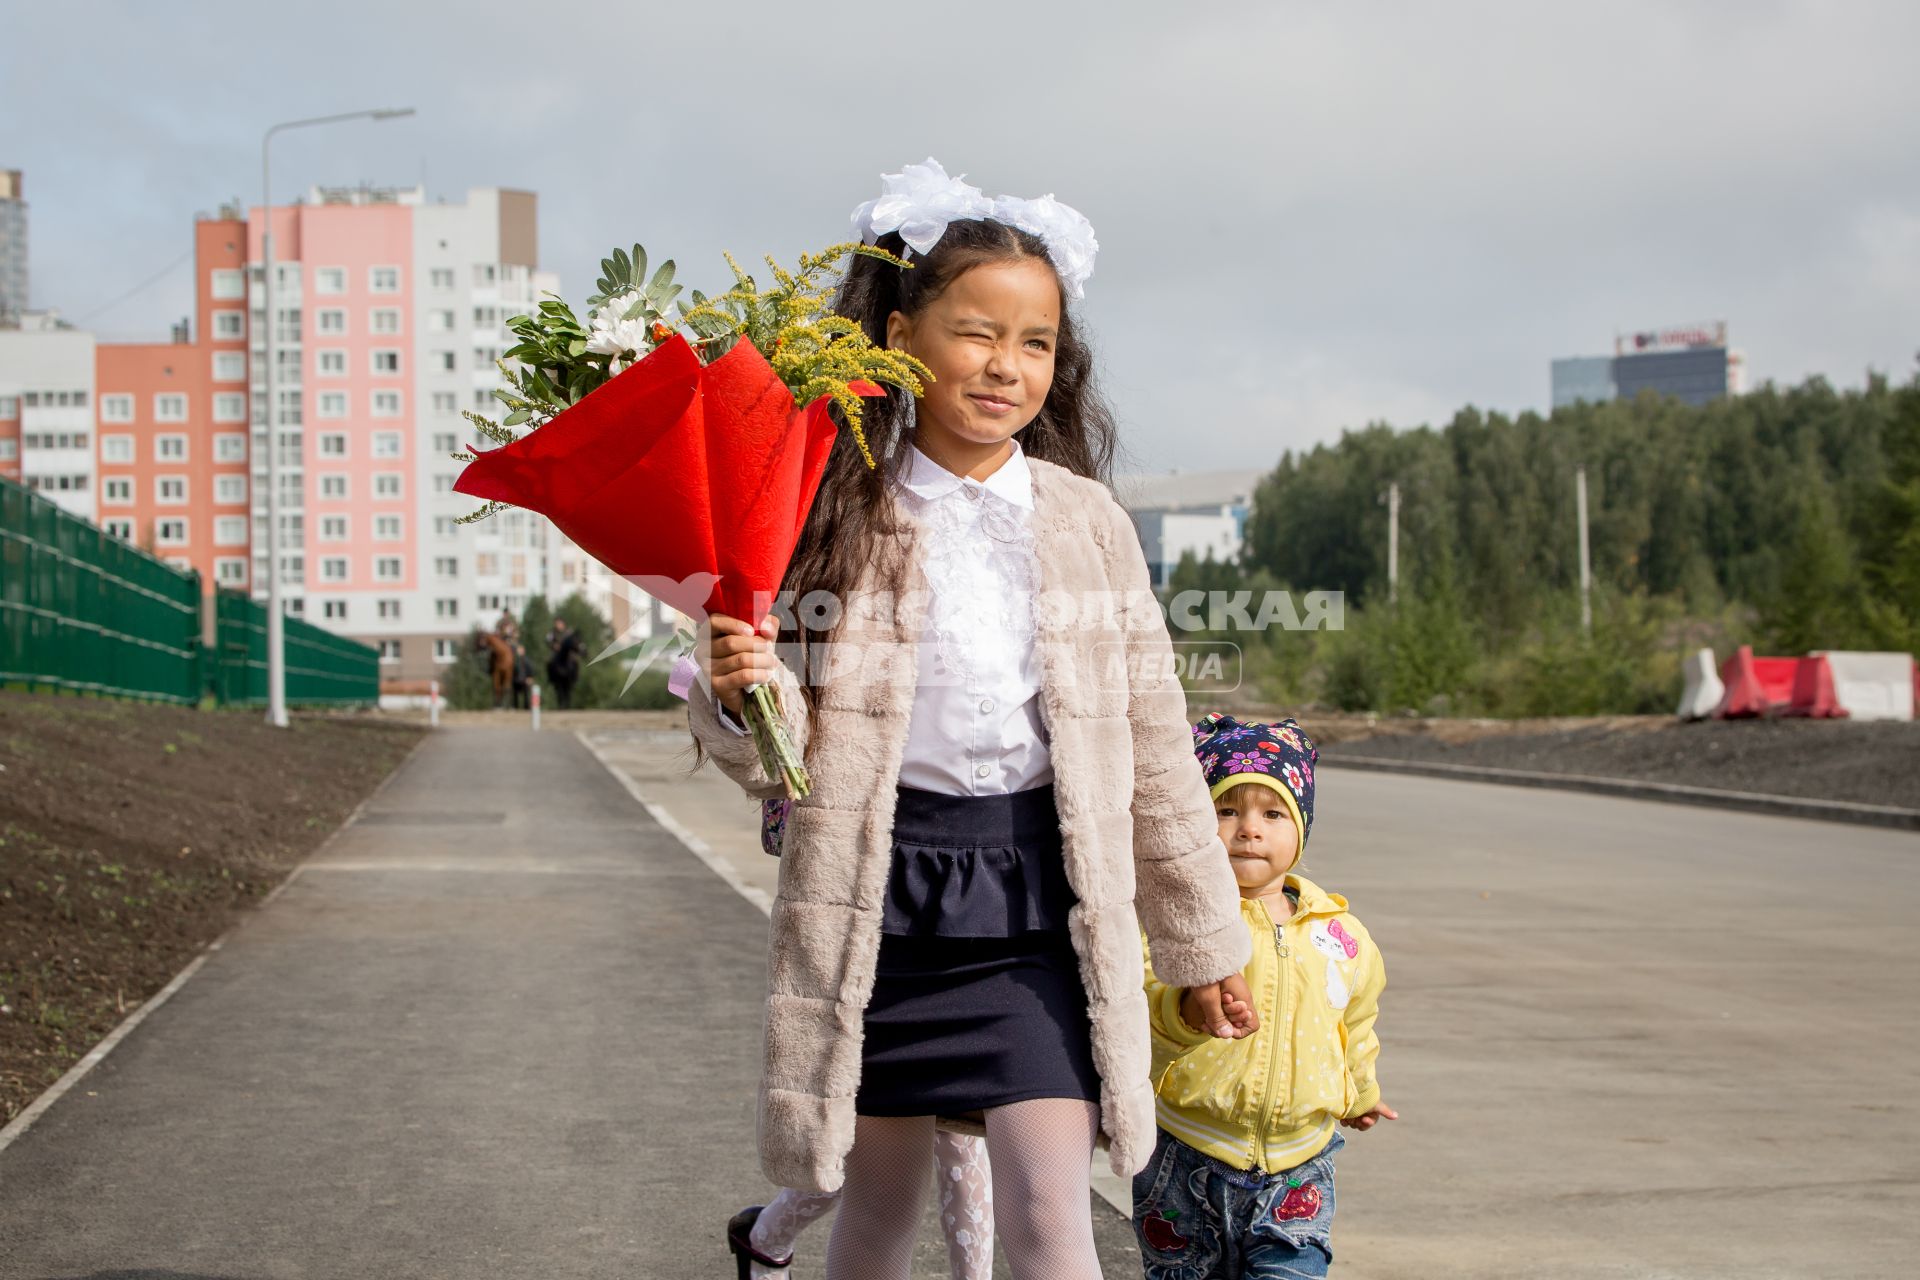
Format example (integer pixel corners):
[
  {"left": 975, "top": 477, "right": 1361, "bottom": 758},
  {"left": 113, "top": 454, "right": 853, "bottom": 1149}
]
[{"left": 0, "top": 727, "right": 1139, "bottom": 1278}]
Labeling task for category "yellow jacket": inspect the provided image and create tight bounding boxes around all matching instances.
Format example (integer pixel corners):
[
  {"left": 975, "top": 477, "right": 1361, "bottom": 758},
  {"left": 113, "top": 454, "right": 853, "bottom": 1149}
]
[{"left": 1143, "top": 874, "right": 1385, "bottom": 1173}]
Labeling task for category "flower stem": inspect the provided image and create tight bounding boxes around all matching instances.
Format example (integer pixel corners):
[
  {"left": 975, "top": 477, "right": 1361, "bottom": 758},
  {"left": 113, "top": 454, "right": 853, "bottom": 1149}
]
[{"left": 744, "top": 681, "right": 810, "bottom": 799}]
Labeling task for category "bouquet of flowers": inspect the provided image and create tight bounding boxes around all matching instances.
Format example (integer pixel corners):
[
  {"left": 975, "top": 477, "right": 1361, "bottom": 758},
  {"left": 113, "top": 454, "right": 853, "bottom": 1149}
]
[{"left": 452, "top": 242, "right": 932, "bottom": 798}]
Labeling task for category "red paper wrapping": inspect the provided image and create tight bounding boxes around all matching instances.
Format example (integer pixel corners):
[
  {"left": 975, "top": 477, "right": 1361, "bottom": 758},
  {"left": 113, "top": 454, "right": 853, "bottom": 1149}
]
[{"left": 453, "top": 334, "right": 879, "bottom": 627}]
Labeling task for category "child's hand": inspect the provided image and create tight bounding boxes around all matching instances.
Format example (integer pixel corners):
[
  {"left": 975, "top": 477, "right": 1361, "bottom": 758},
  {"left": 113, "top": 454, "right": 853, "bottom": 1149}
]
[
  {"left": 1340, "top": 1102, "right": 1398, "bottom": 1131},
  {"left": 1179, "top": 975, "right": 1260, "bottom": 1040},
  {"left": 702, "top": 613, "right": 781, "bottom": 716}
]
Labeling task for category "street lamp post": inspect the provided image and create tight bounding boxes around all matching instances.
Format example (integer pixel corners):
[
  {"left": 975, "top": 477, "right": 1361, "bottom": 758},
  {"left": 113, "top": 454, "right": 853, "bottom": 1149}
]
[{"left": 261, "top": 107, "right": 414, "bottom": 727}]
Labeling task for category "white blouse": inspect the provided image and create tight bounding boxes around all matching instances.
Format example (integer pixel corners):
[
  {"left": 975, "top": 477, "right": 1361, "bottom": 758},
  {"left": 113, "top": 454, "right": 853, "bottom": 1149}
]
[{"left": 718, "top": 439, "right": 1053, "bottom": 798}]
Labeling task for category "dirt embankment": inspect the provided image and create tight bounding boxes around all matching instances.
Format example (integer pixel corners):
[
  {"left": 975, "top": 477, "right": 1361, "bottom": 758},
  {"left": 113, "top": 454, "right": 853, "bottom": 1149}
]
[
  {"left": 0, "top": 692, "right": 422, "bottom": 1123},
  {"left": 1284, "top": 711, "right": 1920, "bottom": 810}
]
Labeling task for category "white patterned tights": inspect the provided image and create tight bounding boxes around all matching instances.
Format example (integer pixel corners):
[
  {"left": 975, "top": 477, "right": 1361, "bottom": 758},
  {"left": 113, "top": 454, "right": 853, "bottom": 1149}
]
[
  {"left": 821, "top": 1099, "right": 1101, "bottom": 1280},
  {"left": 749, "top": 1129, "right": 993, "bottom": 1280}
]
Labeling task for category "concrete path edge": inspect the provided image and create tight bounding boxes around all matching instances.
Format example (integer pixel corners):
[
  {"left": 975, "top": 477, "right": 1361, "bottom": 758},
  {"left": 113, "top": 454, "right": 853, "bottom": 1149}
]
[{"left": 0, "top": 733, "right": 433, "bottom": 1157}]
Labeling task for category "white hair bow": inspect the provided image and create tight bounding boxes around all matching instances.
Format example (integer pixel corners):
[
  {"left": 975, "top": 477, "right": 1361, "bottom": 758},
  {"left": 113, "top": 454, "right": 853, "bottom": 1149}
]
[{"left": 850, "top": 158, "right": 1099, "bottom": 301}]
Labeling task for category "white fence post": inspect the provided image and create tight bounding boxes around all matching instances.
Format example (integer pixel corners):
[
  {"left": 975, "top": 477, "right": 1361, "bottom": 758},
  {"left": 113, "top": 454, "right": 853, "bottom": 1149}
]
[
  {"left": 429, "top": 679, "right": 440, "bottom": 729},
  {"left": 531, "top": 682, "right": 541, "bottom": 732}
]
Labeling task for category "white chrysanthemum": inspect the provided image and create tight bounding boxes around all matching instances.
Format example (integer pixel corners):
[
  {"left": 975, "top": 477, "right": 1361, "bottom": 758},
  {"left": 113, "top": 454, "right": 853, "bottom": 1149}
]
[{"left": 586, "top": 290, "right": 653, "bottom": 361}]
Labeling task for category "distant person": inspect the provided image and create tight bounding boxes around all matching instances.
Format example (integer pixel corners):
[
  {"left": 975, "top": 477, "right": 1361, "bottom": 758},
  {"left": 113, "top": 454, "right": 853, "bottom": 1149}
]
[
  {"left": 545, "top": 618, "right": 584, "bottom": 710},
  {"left": 1137, "top": 715, "right": 1394, "bottom": 1278},
  {"left": 495, "top": 608, "right": 519, "bottom": 644},
  {"left": 510, "top": 641, "right": 534, "bottom": 711}
]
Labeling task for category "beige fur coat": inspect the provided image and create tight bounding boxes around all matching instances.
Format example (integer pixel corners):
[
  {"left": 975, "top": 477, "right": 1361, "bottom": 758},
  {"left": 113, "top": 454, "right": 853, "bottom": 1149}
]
[{"left": 686, "top": 455, "right": 1250, "bottom": 1193}]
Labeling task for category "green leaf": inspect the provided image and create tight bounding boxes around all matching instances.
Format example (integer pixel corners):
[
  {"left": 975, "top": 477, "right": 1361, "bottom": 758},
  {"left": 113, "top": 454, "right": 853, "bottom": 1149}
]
[{"left": 567, "top": 337, "right": 588, "bottom": 358}]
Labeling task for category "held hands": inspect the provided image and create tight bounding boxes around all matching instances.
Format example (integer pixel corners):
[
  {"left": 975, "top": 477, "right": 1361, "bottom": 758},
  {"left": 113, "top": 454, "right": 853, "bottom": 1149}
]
[
  {"left": 1179, "top": 973, "right": 1261, "bottom": 1040},
  {"left": 1340, "top": 1103, "right": 1398, "bottom": 1132},
  {"left": 702, "top": 613, "right": 782, "bottom": 717}
]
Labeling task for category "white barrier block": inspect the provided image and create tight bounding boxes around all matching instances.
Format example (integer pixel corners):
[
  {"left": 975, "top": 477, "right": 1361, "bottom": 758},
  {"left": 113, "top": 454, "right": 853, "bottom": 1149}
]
[
  {"left": 1676, "top": 647, "right": 1725, "bottom": 721},
  {"left": 1814, "top": 651, "right": 1916, "bottom": 721}
]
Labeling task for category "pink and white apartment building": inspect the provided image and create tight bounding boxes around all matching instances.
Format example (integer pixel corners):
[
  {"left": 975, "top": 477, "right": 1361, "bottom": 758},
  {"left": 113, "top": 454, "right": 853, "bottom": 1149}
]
[{"left": 3, "top": 185, "right": 628, "bottom": 682}]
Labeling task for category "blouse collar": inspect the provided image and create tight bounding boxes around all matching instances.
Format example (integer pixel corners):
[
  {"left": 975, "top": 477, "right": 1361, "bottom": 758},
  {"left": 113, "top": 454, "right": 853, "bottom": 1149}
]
[{"left": 898, "top": 436, "right": 1035, "bottom": 511}]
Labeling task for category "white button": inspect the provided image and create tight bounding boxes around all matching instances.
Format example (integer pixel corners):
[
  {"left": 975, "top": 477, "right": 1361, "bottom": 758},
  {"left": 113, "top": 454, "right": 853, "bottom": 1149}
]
[
  {"left": 980, "top": 698, "right": 995, "bottom": 713},
  {"left": 975, "top": 763, "right": 991, "bottom": 779}
]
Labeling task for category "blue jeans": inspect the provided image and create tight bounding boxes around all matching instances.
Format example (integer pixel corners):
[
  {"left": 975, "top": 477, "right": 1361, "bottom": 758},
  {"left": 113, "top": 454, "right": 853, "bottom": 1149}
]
[{"left": 1132, "top": 1128, "right": 1344, "bottom": 1279}]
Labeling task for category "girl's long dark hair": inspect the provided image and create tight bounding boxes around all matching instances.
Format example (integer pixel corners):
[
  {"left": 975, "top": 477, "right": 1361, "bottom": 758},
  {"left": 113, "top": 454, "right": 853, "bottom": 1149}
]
[{"left": 780, "top": 220, "right": 1119, "bottom": 728}]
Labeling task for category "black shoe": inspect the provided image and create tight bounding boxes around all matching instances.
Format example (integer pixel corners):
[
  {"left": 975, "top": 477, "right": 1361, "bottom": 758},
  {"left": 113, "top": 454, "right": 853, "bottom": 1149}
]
[{"left": 727, "top": 1205, "right": 794, "bottom": 1280}]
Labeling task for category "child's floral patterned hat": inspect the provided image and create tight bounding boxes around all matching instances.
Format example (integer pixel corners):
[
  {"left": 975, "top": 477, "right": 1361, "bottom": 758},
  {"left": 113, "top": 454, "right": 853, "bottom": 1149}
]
[{"left": 1192, "top": 712, "right": 1319, "bottom": 861}]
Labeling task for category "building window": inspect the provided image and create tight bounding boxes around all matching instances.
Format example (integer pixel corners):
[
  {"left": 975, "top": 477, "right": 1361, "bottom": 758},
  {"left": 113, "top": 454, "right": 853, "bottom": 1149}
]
[
  {"left": 214, "top": 392, "right": 247, "bottom": 423},
  {"left": 372, "top": 431, "right": 402, "bottom": 457},
  {"left": 322, "top": 600, "right": 348, "bottom": 621},
  {"left": 375, "top": 514, "right": 402, "bottom": 540},
  {"left": 100, "top": 394, "right": 134, "bottom": 423},
  {"left": 375, "top": 556, "right": 403, "bottom": 581},
  {"left": 315, "top": 515, "right": 346, "bottom": 541},
  {"left": 0, "top": 439, "right": 14, "bottom": 461},
  {"left": 370, "top": 266, "right": 401, "bottom": 293},
  {"left": 431, "top": 473, "right": 455, "bottom": 494},
  {"left": 213, "top": 433, "right": 247, "bottom": 462},
  {"left": 215, "top": 516, "right": 248, "bottom": 546},
  {"left": 378, "top": 639, "right": 402, "bottom": 663},
  {"left": 213, "top": 310, "right": 245, "bottom": 340},
  {"left": 0, "top": 395, "right": 16, "bottom": 418},
  {"left": 210, "top": 269, "right": 244, "bottom": 299},
  {"left": 103, "top": 477, "right": 133, "bottom": 504},
  {"left": 435, "top": 598, "right": 459, "bottom": 618},
  {"left": 371, "top": 308, "right": 401, "bottom": 334},
  {"left": 476, "top": 594, "right": 502, "bottom": 612},
  {"left": 431, "top": 392, "right": 458, "bottom": 415},
  {"left": 314, "top": 267, "right": 347, "bottom": 295},
  {"left": 430, "top": 268, "right": 455, "bottom": 291},
  {"left": 373, "top": 473, "right": 402, "bottom": 498},
  {"left": 316, "top": 349, "right": 347, "bottom": 377},
  {"left": 434, "top": 350, "right": 456, "bottom": 372},
  {"left": 370, "top": 349, "right": 401, "bottom": 376},
  {"left": 315, "top": 308, "right": 347, "bottom": 335},
  {"left": 156, "top": 434, "right": 188, "bottom": 462},
  {"left": 472, "top": 306, "right": 499, "bottom": 328},
  {"left": 377, "top": 599, "right": 402, "bottom": 619},
  {"left": 102, "top": 434, "right": 134, "bottom": 463},
  {"left": 216, "top": 476, "right": 247, "bottom": 506},
  {"left": 320, "top": 557, "right": 349, "bottom": 582},
  {"left": 211, "top": 351, "right": 246, "bottom": 383},
  {"left": 103, "top": 517, "right": 134, "bottom": 539},
  {"left": 154, "top": 393, "right": 188, "bottom": 423},
  {"left": 215, "top": 557, "right": 247, "bottom": 584},
  {"left": 429, "top": 308, "right": 455, "bottom": 331},
  {"left": 473, "top": 264, "right": 496, "bottom": 286},
  {"left": 433, "top": 638, "right": 457, "bottom": 664},
  {"left": 317, "top": 392, "right": 348, "bottom": 419},
  {"left": 431, "top": 432, "right": 457, "bottom": 453},
  {"left": 435, "top": 556, "right": 459, "bottom": 577},
  {"left": 371, "top": 390, "right": 402, "bottom": 417},
  {"left": 157, "top": 476, "right": 188, "bottom": 504},
  {"left": 319, "top": 474, "right": 348, "bottom": 499},
  {"left": 156, "top": 517, "right": 188, "bottom": 545},
  {"left": 475, "top": 552, "right": 499, "bottom": 576},
  {"left": 432, "top": 517, "right": 457, "bottom": 538},
  {"left": 318, "top": 433, "right": 347, "bottom": 458}
]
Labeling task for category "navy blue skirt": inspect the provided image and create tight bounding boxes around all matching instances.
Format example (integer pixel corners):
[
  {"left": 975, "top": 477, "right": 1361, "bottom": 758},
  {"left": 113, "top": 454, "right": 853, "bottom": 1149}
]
[{"left": 856, "top": 784, "right": 1102, "bottom": 1117}]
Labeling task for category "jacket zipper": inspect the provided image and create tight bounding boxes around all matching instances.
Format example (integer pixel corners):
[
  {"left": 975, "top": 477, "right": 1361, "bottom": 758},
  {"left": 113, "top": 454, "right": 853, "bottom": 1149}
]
[{"left": 1253, "top": 903, "right": 1290, "bottom": 1171}]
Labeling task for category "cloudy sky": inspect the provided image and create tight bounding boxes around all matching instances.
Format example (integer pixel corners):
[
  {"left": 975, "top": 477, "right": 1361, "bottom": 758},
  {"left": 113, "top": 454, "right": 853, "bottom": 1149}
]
[{"left": 5, "top": 1, "right": 1917, "bottom": 474}]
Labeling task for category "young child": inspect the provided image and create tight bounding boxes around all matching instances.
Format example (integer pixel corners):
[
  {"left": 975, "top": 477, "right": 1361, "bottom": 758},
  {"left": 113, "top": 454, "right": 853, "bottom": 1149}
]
[
  {"left": 690, "top": 160, "right": 1254, "bottom": 1280},
  {"left": 1136, "top": 714, "right": 1394, "bottom": 1278}
]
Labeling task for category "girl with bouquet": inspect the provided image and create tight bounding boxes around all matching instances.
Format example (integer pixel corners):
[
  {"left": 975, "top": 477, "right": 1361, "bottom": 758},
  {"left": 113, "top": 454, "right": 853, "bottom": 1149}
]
[{"left": 692, "top": 160, "right": 1255, "bottom": 1279}]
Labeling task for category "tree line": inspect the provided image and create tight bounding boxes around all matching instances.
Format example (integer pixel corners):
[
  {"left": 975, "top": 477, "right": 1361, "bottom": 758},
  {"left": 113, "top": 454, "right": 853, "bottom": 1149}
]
[{"left": 1174, "top": 368, "right": 1920, "bottom": 716}]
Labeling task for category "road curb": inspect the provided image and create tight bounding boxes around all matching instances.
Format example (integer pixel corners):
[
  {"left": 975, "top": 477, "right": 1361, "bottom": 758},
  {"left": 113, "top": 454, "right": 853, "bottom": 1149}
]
[{"left": 1320, "top": 754, "right": 1920, "bottom": 832}]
